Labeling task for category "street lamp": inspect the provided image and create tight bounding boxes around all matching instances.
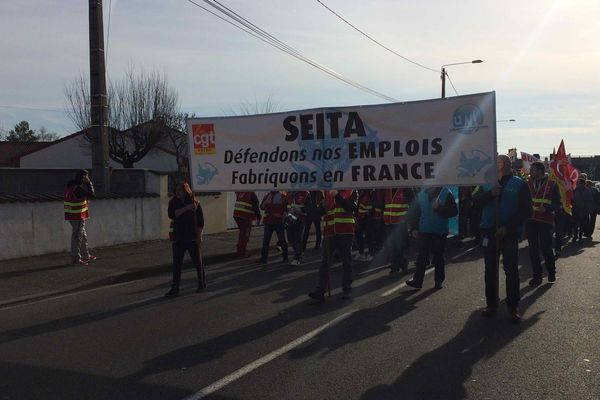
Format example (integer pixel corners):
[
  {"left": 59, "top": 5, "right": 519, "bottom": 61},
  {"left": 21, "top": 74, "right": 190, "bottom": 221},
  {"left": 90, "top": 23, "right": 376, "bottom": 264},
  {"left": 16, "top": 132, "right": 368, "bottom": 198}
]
[{"left": 441, "top": 59, "right": 483, "bottom": 98}]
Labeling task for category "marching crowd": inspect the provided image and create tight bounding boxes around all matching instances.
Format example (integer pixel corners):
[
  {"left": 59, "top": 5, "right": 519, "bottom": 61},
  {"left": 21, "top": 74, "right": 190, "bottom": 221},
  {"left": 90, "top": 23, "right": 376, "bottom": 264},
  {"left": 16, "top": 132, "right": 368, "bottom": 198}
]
[{"left": 64, "top": 154, "right": 600, "bottom": 322}]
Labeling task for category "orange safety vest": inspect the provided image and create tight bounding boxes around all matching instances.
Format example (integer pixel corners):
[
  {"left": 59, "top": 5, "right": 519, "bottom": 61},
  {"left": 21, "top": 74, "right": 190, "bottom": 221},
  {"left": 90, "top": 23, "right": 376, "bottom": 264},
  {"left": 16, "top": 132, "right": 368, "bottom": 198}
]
[
  {"left": 371, "top": 189, "right": 385, "bottom": 220},
  {"left": 233, "top": 192, "right": 257, "bottom": 221},
  {"left": 262, "top": 192, "right": 287, "bottom": 224},
  {"left": 383, "top": 188, "right": 408, "bottom": 225},
  {"left": 528, "top": 177, "right": 555, "bottom": 224},
  {"left": 64, "top": 185, "right": 89, "bottom": 221},
  {"left": 356, "top": 190, "right": 373, "bottom": 220},
  {"left": 323, "top": 190, "right": 355, "bottom": 237}
]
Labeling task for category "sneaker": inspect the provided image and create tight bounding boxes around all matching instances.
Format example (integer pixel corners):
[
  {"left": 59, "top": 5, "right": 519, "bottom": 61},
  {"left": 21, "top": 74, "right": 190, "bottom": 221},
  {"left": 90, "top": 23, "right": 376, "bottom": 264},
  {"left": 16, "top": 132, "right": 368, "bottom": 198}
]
[
  {"left": 308, "top": 290, "right": 325, "bottom": 302},
  {"left": 352, "top": 253, "right": 362, "bottom": 261},
  {"left": 548, "top": 273, "right": 556, "bottom": 283},
  {"left": 528, "top": 277, "right": 543, "bottom": 286},
  {"left": 480, "top": 306, "right": 497, "bottom": 317},
  {"left": 83, "top": 255, "right": 97, "bottom": 262},
  {"left": 365, "top": 254, "right": 373, "bottom": 262},
  {"left": 164, "top": 289, "right": 179, "bottom": 298},
  {"left": 290, "top": 259, "right": 301, "bottom": 266},
  {"left": 74, "top": 260, "right": 89, "bottom": 266},
  {"left": 434, "top": 281, "right": 443, "bottom": 290},
  {"left": 405, "top": 279, "right": 422, "bottom": 289}
]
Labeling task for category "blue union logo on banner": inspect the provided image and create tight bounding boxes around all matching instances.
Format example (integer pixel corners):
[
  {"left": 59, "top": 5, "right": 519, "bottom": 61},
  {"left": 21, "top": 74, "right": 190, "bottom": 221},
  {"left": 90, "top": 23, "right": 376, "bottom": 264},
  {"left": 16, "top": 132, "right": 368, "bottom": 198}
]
[{"left": 451, "top": 104, "right": 485, "bottom": 135}]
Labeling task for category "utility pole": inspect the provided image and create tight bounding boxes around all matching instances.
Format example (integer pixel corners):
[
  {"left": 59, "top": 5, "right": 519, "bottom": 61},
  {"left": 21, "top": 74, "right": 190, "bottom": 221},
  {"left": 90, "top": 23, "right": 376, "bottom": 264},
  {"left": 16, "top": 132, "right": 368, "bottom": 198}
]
[
  {"left": 89, "top": 0, "right": 110, "bottom": 193},
  {"left": 441, "top": 67, "right": 446, "bottom": 98}
]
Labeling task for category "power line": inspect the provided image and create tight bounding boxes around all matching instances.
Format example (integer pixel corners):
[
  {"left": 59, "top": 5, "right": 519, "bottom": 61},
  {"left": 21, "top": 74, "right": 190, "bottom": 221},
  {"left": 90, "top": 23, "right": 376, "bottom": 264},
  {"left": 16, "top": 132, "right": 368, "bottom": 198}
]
[
  {"left": 105, "top": 0, "right": 113, "bottom": 70},
  {"left": 185, "top": 0, "right": 398, "bottom": 102},
  {"left": 0, "top": 105, "right": 64, "bottom": 113},
  {"left": 445, "top": 72, "right": 459, "bottom": 96},
  {"left": 315, "top": 0, "right": 439, "bottom": 73}
]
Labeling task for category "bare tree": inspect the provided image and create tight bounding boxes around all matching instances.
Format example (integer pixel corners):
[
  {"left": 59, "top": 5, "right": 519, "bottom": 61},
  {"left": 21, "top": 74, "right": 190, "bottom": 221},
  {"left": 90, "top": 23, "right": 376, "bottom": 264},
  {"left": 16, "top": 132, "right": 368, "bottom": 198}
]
[
  {"left": 224, "top": 95, "right": 283, "bottom": 116},
  {"left": 64, "top": 66, "right": 181, "bottom": 168}
]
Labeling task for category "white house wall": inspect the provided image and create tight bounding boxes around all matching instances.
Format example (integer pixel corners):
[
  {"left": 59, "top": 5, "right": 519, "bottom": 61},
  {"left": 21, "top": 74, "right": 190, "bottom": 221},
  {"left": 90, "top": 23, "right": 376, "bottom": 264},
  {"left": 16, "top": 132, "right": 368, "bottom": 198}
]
[
  {"left": 0, "top": 197, "right": 162, "bottom": 260},
  {"left": 20, "top": 134, "right": 178, "bottom": 172}
]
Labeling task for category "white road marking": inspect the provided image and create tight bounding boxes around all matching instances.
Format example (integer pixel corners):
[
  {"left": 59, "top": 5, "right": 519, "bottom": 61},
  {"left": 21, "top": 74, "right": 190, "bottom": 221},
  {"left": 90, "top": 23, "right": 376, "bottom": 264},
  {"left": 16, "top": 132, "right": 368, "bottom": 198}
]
[
  {"left": 380, "top": 267, "right": 434, "bottom": 297},
  {"left": 183, "top": 310, "right": 356, "bottom": 400},
  {"left": 451, "top": 245, "right": 479, "bottom": 260},
  {"left": 358, "top": 263, "right": 390, "bottom": 275}
]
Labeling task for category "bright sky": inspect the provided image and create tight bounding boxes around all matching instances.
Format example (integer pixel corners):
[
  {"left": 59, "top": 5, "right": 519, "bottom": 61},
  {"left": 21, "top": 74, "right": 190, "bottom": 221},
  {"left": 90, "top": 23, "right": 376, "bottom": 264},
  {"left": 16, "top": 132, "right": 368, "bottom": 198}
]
[{"left": 1, "top": 0, "right": 599, "bottom": 158}]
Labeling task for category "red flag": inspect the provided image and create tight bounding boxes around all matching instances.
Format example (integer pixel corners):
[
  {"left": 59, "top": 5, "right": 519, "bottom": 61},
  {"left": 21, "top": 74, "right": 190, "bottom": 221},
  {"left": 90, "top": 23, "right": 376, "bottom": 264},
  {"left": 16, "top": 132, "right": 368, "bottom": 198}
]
[{"left": 549, "top": 140, "right": 577, "bottom": 213}]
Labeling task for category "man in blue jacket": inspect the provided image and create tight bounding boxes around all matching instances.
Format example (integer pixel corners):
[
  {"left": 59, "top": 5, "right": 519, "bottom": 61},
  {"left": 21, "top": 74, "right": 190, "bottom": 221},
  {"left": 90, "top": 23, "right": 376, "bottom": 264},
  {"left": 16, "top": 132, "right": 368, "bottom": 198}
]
[
  {"left": 473, "top": 154, "right": 532, "bottom": 322},
  {"left": 406, "top": 186, "right": 457, "bottom": 290}
]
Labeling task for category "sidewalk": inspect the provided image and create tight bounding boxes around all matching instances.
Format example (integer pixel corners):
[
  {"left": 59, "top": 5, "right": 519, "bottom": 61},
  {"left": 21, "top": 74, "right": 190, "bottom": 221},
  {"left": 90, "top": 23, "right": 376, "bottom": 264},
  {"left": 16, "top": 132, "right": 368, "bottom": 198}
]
[{"left": 0, "top": 228, "right": 298, "bottom": 308}]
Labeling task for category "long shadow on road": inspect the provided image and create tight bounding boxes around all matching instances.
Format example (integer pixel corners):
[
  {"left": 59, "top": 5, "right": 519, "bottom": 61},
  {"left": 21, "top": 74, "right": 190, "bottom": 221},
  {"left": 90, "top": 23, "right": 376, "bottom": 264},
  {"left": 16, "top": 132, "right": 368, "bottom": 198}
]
[{"left": 360, "top": 284, "right": 551, "bottom": 400}]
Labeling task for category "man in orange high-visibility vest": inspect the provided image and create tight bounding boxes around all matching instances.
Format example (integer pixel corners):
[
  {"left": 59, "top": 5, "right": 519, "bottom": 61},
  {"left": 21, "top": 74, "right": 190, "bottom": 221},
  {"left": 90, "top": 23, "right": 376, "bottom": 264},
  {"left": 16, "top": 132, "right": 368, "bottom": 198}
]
[
  {"left": 526, "top": 161, "right": 560, "bottom": 286},
  {"left": 308, "top": 189, "right": 357, "bottom": 301},
  {"left": 384, "top": 188, "right": 413, "bottom": 276},
  {"left": 233, "top": 191, "right": 261, "bottom": 257},
  {"left": 64, "top": 170, "right": 96, "bottom": 265}
]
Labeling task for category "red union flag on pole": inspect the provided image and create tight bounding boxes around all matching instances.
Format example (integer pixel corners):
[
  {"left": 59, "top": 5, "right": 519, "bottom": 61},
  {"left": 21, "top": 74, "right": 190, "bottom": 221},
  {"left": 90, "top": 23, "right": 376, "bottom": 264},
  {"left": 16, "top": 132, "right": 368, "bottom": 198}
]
[{"left": 549, "top": 139, "right": 578, "bottom": 214}]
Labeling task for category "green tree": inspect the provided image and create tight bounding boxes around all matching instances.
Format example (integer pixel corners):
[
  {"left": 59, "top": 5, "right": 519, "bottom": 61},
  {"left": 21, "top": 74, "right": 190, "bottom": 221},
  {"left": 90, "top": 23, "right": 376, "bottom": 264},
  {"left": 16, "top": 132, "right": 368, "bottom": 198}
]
[{"left": 6, "top": 121, "right": 38, "bottom": 142}]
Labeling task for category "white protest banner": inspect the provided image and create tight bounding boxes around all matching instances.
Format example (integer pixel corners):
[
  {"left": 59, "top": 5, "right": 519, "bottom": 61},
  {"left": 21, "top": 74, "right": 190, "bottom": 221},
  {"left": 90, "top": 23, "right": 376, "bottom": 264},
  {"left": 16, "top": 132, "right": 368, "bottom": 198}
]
[
  {"left": 520, "top": 151, "right": 540, "bottom": 173},
  {"left": 187, "top": 92, "right": 497, "bottom": 191}
]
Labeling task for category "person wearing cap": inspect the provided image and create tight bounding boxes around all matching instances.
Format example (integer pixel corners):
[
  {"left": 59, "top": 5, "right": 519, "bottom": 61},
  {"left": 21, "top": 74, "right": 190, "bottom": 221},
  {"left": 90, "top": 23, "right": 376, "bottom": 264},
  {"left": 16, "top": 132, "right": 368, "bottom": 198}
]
[
  {"left": 473, "top": 154, "right": 532, "bottom": 322},
  {"left": 526, "top": 161, "right": 560, "bottom": 286}
]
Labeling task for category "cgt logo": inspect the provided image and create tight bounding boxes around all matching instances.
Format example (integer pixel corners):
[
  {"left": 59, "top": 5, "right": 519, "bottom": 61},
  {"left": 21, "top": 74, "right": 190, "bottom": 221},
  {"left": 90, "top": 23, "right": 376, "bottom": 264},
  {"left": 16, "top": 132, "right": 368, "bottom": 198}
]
[
  {"left": 451, "top": 104, "right": 486, "bottom": 135},
  {"left": 192, "top": 124, "right": 216, "bottom": 155}
]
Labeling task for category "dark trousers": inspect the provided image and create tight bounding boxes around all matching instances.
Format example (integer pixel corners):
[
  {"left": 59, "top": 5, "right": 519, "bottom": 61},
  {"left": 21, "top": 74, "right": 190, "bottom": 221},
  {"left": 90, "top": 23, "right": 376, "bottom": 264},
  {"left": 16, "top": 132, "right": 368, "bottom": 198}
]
[
  {"left": 235, "top": 217, "right": 252, "bottom": 256},
  {"left": 171, "top": 241, "right": 205, "bottom": 290},
  {"left": 554, "top": 212, "right": 565, "bottom": 253},
  {"left": 586, "top": 213, "right": 597, "bottom": 237},
  {"left": 287, "top": 221, "right": 304, "bottom": 261},
  {"left": 317, "top": 234, "right": 353, "bottom": 292},
  {"left": 261, "top": 222, "right": 288, "bottom": 262},
  {"left": 385, "top": 222, "right": 408, "bottom": 272},
  {"left": 574, "top": 212, "right": 591, "bottom": 240},
  {"left": 412, "top": 233, "right": 447, "bottom": 285},
  {"left": 482, "top": 230, "right": 520, "bottom": 309},
  {"left": 355, "top": 218, "right": 375, "bottom": 255},
  {"left": 371, "top": 219, "right": 385, "bottom": 252},
  {"left": 302, "top": 216, "right": 322, "bottom": 249},
  {"left": 526, "top": 220, "right": 555, "bottom": 277}
]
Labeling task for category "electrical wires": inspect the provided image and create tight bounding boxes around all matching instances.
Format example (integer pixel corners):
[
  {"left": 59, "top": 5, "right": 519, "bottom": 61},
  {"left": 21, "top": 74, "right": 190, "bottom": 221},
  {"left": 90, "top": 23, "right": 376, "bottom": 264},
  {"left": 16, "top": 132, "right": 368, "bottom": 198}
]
[
  {"left": 315, "top": 0, "right": 439, "bottom": 74},
  {"left": 185, "top": 0, "right": 399, "bottom": 102}
]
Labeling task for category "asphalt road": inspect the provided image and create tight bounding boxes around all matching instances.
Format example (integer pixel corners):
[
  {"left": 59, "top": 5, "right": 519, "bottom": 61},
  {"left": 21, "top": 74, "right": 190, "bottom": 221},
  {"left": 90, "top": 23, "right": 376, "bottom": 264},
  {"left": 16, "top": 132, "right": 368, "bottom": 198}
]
[{"left": 0, "top": 238, "right": 598, "bottom": 400}]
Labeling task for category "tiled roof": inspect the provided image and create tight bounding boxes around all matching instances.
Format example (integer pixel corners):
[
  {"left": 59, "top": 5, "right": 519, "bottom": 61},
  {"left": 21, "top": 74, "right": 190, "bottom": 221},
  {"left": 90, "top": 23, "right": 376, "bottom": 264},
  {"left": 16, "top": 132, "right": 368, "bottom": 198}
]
[{"left": 0, "top": 142, "right": 52, "bottom": 166}]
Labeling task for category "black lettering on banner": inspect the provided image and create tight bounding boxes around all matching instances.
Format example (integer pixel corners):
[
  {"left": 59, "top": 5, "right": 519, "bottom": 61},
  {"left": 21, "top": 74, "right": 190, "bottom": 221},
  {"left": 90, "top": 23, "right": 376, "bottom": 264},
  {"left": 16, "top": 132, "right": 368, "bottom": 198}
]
[
  {"left": 406, "top": 140, "right": 419, "bottom": 156},
  {"left": 344, "top": 112, "right": 366, "bottom": 137},
  {"left": 283, "top": 116, "right": 298, "bottom": 141},
  {"left": 431, "top": 138, "right": 443, "bottom": 155},
  {"left": 327, "top": 112, "right": 342, "bottom": 138},
  {"left": 224, "top": 150, "right": 233, "bottom": 164},
  {"left": 300, "top": 114, "right": 314, "bottom": 140}
]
